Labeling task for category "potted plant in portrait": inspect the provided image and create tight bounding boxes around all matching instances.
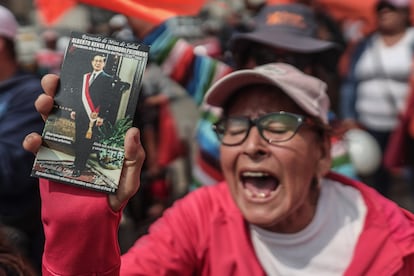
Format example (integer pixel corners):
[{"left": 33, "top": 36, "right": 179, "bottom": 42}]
[{"left": 95, "top": 116, "right": 132, "bottom": 170}]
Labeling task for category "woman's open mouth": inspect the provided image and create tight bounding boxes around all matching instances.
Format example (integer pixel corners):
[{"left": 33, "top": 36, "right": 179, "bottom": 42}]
[{"left": 241, "top": 171, "right": 280, "bottom": 199}]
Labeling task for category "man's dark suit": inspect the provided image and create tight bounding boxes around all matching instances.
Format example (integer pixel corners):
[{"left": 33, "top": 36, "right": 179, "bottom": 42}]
[{"left": 73, "top": 71, "right": 116, "bottom": 174}]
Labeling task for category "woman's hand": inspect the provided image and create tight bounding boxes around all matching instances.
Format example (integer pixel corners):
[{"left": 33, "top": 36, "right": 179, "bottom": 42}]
[{"left": 22, "top": 74, "right": 146, "bottom": 211}]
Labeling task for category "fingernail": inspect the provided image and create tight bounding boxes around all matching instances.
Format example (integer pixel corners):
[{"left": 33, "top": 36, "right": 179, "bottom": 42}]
[{"left": 25, "top": 134, "right": 33, "bottom": 142}]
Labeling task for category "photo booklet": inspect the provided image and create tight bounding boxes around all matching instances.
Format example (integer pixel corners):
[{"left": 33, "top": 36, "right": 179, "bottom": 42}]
[{"left": 31, "top": 31, "right": 149, "bottom": 193}]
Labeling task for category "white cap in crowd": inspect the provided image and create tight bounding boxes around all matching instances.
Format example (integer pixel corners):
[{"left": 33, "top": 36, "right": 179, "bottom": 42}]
[{"left": 0, "top": 5, "right": 18, "bottom": 40}]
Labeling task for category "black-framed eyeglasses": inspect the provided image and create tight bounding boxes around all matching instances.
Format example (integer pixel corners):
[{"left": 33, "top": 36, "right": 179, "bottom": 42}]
[{"left": 212, "top": 112, "right": 315, "bottom": 146}]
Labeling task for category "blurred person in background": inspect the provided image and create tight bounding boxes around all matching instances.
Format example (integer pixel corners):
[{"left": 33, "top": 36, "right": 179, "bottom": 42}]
[
  {"left": 0, "top": 225, "right": 37, "bottom": 276},
  {"left": 0, "top": 4, "right": 44, "bottom": 273},
  {"left": 35, "top": 29, "right": 64, "bottom": 77},
  {"left": 127, "top": 3, "right": 349, "bottom": 193},
  {"left": 128, "top": 61, "right": 189, "bottom": 227},
  {"left": 340, "top": 0, "right": 414, "bottom": 196}
]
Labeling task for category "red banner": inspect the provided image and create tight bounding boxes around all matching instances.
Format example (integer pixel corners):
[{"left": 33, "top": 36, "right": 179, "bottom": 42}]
[
  {"left": 36, "top": 0, "right": 76, "bottom": 25},
  {"left": 36, "top": 0, "right": 206, "bottom": 26}
]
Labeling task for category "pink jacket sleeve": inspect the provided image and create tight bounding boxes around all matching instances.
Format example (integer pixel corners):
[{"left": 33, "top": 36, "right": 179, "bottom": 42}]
[
  {"left": 39, "top": 178, "right": 201, "bottom": 276},
  {"left": 40, "top": 179, "right": 122, "bottom": 276}
]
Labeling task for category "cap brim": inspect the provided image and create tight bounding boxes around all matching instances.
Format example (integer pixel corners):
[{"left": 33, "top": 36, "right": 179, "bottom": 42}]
[
  {"left": 205, "top": 70, "right": 278, "bottom": 107},
  {"left": 230, "top": 29, "right": 338, "bottom": 54}
]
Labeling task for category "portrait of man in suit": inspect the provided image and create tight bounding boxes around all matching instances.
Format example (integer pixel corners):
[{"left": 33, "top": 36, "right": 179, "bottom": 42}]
[
  {"left": 31, "top": 34, "right": 148, "bottom": 192},
  {"left": 71, "top": 53, "right": 129, "bottom": 177}
]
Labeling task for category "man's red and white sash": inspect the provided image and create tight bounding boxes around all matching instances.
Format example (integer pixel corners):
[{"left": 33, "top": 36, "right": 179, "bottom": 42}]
[{"left": 82, "top": 73, "right": 100, "bottom": 121}]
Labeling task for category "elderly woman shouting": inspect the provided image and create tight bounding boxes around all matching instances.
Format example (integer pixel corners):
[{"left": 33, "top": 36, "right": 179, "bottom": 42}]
[{"left": 24, "top": 63, "right": 414, "bottom": 275}]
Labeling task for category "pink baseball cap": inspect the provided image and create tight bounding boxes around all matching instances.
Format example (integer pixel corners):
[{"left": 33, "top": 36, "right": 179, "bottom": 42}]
[
  {"left": 0, "top": 5, "right": 18, "bottom": 40},
  {"left": 205, "top": 63, "right": 330, "bottom": 123}
]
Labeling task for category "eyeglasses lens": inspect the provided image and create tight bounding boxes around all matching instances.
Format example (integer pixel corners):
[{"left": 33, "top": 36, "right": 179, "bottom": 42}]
[{"left": 214, "top": 112, "right": 304, "bottom": 146}]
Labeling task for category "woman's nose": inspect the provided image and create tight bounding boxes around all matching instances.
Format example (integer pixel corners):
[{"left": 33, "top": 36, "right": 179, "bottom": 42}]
[{"left": 242, "top": 126, "right": 269, "bottom": 159}]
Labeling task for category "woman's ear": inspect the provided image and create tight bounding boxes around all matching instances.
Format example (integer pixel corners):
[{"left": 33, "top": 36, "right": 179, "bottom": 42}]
[{"left": 317, "top": 134, "right": 332, "bottom": 177}]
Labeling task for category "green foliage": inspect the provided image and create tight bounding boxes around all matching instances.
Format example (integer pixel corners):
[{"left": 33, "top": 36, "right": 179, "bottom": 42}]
[{"left": 96, "top": 116, "right": 132, "bottom": 148}]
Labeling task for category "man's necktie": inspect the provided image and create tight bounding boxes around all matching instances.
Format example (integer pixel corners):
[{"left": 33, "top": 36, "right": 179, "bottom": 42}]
[{"left": 89, "top": 73, "right": 96, "bottom": 86}]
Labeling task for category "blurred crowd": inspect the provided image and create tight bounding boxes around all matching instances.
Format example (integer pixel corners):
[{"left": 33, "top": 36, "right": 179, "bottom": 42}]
[{"left": 3, "top": 0, "right": 414, "bottom": 273}]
